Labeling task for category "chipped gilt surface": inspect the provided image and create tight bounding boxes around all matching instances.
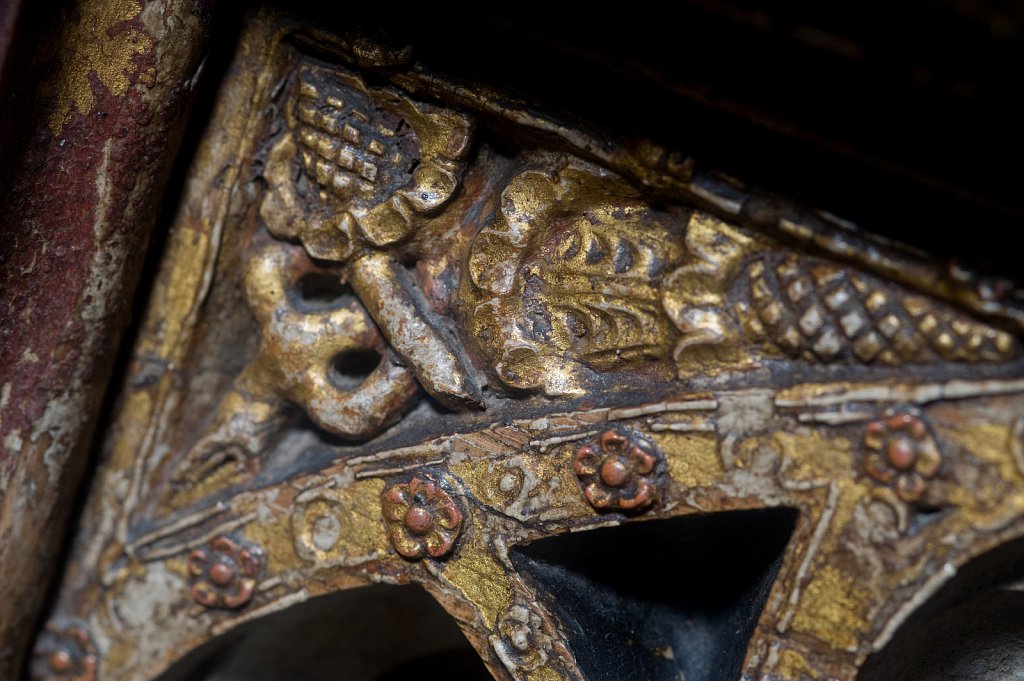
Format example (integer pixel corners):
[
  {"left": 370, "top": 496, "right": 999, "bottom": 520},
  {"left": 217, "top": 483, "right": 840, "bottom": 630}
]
[{"left": 31, "top": 11, "right": 1024, "bottom": 681}]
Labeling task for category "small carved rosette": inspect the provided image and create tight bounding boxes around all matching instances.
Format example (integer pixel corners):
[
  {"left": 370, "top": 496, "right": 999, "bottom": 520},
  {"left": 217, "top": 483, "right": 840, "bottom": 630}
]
[
  {"left": 30, "top": 622, "right": 96, "bottom": 681},
  {"left": 187, "top": 536, "right": 264, "bottom": 609},
  {"left": 489, "top": 603, "right": 553, "bottom": 675},
  {"left": 863, "top": 413, "right": 942, "bottom": 502},
  {"left": 573, "top": 429, "right": 663, "bottom": 511},
  {"left": 381, "top": 473, "right": 464, "bottom": 559}
]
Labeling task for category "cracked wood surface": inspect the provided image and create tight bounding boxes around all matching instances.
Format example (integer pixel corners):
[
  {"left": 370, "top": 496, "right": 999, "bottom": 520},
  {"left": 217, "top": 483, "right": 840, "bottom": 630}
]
[{"left": 0, "top": 0, "right": 213, "bottom": 676}]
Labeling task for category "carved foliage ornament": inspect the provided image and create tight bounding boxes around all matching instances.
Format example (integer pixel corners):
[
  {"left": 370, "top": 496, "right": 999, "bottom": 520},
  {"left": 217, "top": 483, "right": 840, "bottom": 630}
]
[
  {"left": 262, "top": 61, "right": 473, "bottom": 254},
  {"left": 662, "top": 216, "right": 1018, "bottom": 368},
  {"left": 260, "top": 61, "right": 480, "bottom": 412},
  {"left": 178, "top": 57, "right": 1022, "bottom": 480},
  {"left": 466, "top": 167, "right": 684, "bottom": 395}
]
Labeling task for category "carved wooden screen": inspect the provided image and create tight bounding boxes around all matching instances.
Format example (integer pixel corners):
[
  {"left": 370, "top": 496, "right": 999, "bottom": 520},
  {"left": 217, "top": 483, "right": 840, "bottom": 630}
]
[{"left": 7, "top": 4, "right": 1024, "bottom": 681}]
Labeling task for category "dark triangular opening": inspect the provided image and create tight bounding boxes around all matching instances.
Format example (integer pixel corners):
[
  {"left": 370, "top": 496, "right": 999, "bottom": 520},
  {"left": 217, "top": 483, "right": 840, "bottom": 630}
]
[{"left": 511, "top": 508, "right": 798, "bottom": 681}]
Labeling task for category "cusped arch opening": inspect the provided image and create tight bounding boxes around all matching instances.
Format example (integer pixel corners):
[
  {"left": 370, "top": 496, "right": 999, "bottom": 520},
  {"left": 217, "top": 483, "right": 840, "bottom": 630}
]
[
  {"left": 859, "top": 533, "right": 1024, "bottom": 681},
  {"left": 155, "top": 583, "right": 491, "bottom": 681}
]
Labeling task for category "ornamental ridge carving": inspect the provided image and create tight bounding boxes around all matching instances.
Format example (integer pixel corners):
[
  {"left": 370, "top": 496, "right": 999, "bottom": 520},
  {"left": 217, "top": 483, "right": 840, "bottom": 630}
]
[{"left": 662, "top": 215, "right": 1018, "bottom": 368}]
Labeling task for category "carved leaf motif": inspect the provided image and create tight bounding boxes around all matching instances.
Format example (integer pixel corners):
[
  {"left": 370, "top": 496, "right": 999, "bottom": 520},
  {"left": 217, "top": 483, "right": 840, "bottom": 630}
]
[{"left": 466, "top": 164, "right": 684, "bottom": 394}]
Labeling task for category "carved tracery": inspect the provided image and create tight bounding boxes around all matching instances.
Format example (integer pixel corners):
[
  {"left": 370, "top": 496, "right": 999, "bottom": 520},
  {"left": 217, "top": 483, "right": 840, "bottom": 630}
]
[{"left": 29, "top": 10, "right": 1024, "bottom": 681}]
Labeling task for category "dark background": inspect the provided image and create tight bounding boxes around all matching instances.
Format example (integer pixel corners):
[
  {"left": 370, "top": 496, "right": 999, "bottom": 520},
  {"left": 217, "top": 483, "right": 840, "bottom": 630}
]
[
  {"left": 5, "top": 0, "right": 1023, "bottom": 279},
  {"left": 330, "top": 1, "right": 1024, "bottom": 278}
]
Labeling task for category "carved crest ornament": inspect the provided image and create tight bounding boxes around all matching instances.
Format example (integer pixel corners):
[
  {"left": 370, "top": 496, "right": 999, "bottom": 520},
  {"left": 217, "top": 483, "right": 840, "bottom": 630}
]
[{"left": 27, "top": 10, "right": 1024, "bottom": 681}]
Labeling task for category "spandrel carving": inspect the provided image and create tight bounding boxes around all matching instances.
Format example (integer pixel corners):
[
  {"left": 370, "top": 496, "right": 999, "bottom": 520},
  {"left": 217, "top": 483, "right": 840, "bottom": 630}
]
[
  {"left": 261, "top": 60, "right": 480, "bottom": 410},
  {"left": 31, "top": 12, "right": 1024, "bottom": 681}
]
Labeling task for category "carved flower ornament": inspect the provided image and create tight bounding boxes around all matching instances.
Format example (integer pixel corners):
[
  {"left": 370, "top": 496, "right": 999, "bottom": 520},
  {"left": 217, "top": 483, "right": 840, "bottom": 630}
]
[
  {"left": 863, "top": 413, "right": 942, "bottom": 503},
  {"left": 490, "top": 603, "right": 553, "bottom": 673},
  {"left": 187, "top": 536, "right": 264, "bottom": 608},
  {"left": 30, "top": 623, "right": 96, "bottom": 681},
  {"left": 573, "top": 429, "right": 663, "bottom": 511},
  {"left": 381, "top": 473, "right": 464, "bottom": 559}
]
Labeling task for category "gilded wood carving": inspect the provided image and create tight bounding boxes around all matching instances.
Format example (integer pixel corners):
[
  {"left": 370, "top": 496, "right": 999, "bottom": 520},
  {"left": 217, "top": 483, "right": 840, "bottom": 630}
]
[{"left": 30, "top": 9, "right": 1024, "bottom": 681}]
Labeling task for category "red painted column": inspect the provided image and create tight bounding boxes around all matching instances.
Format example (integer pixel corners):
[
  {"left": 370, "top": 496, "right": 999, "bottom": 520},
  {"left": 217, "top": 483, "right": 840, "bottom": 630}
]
[{"left": 0, "top": 0, "right": 214, "bottom": 675}]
